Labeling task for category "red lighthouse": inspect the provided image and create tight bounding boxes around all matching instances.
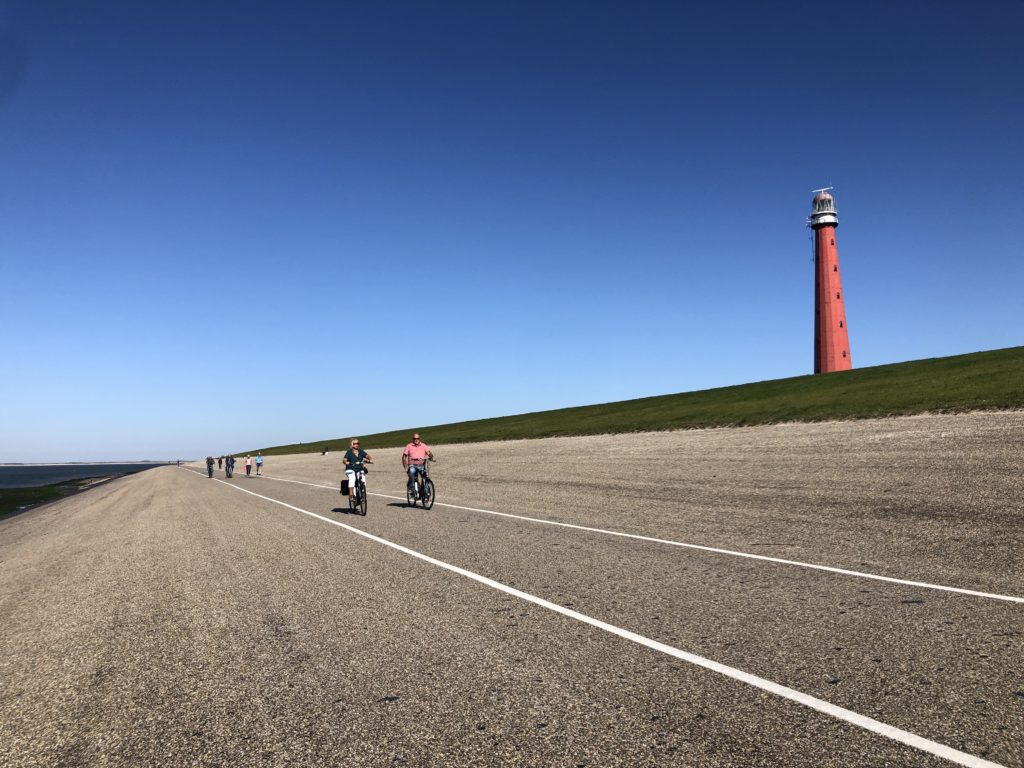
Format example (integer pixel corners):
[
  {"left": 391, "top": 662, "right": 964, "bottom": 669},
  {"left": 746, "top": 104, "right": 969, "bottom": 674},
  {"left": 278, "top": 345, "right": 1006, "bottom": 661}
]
[{"left": 808, "top": 188, "right": 852, "bottom": 373}]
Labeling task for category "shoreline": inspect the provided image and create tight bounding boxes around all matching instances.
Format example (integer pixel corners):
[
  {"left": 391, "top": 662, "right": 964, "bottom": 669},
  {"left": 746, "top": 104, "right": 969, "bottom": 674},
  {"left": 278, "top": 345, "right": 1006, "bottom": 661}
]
[
  {"left": 0, "top": 475, "right": 117, "bottom": 518},
  {"left": 0, "top": 462, "right": 175, "bottom": 467},
  {"left": 0, "top": 463, "right": 172, "bottom": 491}
]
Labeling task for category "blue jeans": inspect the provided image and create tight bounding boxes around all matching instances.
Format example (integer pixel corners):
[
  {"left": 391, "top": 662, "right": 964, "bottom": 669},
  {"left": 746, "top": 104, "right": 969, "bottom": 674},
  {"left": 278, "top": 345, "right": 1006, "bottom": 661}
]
[{"left": 408, "top": 464, "right": 427, "bottom": 494}]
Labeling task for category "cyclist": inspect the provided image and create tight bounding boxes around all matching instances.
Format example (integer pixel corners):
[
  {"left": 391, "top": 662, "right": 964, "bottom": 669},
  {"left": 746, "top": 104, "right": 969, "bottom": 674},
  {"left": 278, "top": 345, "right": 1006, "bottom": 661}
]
[
  {"left": 343, "top": 438, "right": 373, "bottom": 500},
  {"left": 402, "top": 433, "right": 434, "bottom": 498}
]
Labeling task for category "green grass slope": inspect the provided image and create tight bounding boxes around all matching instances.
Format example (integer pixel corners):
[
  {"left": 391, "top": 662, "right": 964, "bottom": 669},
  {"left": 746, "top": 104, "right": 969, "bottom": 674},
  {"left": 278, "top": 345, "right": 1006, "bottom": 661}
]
[
  {"left": 1, "top": 483, "right": 76, "bottom": 516},
  {"left": 247, "top": 346, "right": 1024, "bottom": 456}
]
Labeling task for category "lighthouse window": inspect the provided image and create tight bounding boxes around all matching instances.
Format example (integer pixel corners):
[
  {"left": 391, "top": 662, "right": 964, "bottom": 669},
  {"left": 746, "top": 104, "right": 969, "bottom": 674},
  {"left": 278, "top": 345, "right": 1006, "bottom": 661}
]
[
  {"left": 839, "top": 321, "right": 844, "bottom": 328},
  {"left": 842, "top": 351, "right": 847, "bottom": 358},
  {"left": 833, "top": 265, "right": 837, "bottom": 272},
  {"left": 836, "top": 292, "right": 841, "bottom": 299},
  {"left": 830, "top": 239, "right": 834, "bottom": 245}
]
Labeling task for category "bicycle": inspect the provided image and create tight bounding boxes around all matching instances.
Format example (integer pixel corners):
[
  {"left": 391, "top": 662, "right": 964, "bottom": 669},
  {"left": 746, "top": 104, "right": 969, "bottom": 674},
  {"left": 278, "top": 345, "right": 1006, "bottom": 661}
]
[
  {"left": 406, "top": 460, "right": 435, "bottom": 510},
  {"left": 342, "top": 470, "right": 368, "bottom": 516}
]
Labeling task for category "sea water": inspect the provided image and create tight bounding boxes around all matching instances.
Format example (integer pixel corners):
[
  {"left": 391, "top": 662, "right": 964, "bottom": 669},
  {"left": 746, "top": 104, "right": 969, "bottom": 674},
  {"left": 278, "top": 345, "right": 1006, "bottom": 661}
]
[{"left": 0, "top": 463, "right": 172, "bottom": 489}]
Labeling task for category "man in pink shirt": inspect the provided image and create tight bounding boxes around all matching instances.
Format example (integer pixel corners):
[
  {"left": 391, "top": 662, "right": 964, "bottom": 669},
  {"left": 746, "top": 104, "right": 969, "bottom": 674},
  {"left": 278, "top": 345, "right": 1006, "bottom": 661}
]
[{"left": 402, "top": 433, "right": 434, "bottom": 497}]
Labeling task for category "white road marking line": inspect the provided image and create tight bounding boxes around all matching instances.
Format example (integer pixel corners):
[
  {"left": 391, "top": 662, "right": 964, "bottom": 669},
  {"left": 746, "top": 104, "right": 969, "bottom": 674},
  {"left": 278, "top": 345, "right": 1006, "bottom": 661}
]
[
  {"left": 184, "top": 468, "right": 1006, "bottom": 768},
  {"left": 259, "top": 473, "right": 1024, "bottom": 605}
]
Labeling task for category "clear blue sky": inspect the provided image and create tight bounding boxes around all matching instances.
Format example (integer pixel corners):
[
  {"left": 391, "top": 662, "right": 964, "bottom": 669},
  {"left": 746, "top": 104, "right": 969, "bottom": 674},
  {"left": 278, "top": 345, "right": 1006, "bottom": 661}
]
[{"left": 2, "top": 1, "right": 1021, "bottom": 462}]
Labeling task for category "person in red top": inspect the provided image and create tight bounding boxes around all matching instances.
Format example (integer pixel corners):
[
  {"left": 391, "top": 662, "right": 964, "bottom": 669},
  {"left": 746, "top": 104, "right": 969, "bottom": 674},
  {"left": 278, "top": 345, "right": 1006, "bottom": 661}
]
[{"left": 402, "top": 433, "right": 434, "bottom": 497}]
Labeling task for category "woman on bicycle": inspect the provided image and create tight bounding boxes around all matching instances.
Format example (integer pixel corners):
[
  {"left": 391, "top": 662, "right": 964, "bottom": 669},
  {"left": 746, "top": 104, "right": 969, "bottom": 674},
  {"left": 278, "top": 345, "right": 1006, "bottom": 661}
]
[{"left": 343, "top": 438, "right": 373, "bottom": 500}]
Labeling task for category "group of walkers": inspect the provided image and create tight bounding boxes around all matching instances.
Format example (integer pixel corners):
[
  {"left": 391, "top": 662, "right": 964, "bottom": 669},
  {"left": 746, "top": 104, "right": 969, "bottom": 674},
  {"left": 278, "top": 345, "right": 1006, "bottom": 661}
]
[{"left": 205, "top": 452, "right": 263, "bottom": 478}]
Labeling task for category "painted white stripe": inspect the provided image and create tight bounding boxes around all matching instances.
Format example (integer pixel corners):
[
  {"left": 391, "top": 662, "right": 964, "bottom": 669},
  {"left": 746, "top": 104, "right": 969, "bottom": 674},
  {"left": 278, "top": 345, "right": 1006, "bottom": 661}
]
[
  {"left": 185, "top": 468, "right": 1006, "bottom": 768},
  {"left": 260, "top": 473, "right": 1024, "bottom": 605}
]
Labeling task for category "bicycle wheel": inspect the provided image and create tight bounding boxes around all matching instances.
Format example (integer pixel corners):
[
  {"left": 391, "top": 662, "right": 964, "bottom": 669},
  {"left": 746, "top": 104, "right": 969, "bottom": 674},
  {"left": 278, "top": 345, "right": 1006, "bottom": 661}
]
[
  {"left": 407, "top": 483, "right": 417, "bottom": 508},
  {"left": 358, "top": 485, "right": 368, "bottom": 516},
  {"left": 422, "top": 478, "right": 435, "bottom": 510},
  {"left": 348, "top": 492, "right": 356, "bottom": 512}
]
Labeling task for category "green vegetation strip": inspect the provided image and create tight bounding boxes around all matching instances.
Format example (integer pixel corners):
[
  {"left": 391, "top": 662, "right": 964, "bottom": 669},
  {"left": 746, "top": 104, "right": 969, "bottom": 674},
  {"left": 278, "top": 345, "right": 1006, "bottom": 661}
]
[
  {"left": 246, "top": 346, "right": 1024, "bottom": 456},
  {"left": 0, "top": 484, "right": 76, "bottom": 516}
]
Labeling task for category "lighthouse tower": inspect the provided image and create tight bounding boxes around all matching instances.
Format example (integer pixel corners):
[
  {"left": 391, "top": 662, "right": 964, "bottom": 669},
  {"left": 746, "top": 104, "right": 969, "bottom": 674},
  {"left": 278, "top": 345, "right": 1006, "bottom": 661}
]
[{"left": 808, "top": 189, "right": 852, "bottom": 373}]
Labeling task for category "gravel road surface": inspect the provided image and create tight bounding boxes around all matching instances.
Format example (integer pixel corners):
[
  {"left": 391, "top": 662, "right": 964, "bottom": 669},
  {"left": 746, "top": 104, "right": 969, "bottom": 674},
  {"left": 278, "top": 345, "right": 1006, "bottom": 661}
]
[{"left": 1, "top": 411, "right": 1021, "bottom": 767}]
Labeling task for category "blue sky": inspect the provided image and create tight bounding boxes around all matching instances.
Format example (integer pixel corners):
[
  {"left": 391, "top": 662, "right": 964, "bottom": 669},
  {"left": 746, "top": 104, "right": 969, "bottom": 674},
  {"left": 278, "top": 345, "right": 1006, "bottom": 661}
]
[{"left": 1, "top": 1, "right": 1021, "bottom": 462}]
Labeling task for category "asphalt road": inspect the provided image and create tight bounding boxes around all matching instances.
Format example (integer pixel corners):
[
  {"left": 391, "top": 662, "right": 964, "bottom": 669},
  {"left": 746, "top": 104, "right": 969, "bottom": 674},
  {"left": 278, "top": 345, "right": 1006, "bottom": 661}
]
[{"left": 1, "top": 411, "right": 1021, "bottom": 767}]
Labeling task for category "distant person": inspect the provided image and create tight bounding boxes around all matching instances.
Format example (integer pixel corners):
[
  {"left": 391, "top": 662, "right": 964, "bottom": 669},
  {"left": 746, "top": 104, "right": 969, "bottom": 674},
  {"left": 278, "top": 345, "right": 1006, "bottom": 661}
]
[
  {"left": 225, "top": 455, "right": 235, "bottom": 478},
  {"left": 255, "top": 452, "right": 264, "bottom": 476},
  {"left": 244, "top": 455, "right": 252, "bottom": 477},
  {"left": 343, "top": 439, "right": 373, "bottom": 500},
  {"left": 322, "top": 446, "right": 328, "bottom": 456},
  {"left": 402, "top": 433, "right": 434, "bottom": 497},
  {"left": 217, "top": 456, "right": 223, "bottom": 469},
  {"left": 206, "top": 456, "right": 215, "bottom": 478}
]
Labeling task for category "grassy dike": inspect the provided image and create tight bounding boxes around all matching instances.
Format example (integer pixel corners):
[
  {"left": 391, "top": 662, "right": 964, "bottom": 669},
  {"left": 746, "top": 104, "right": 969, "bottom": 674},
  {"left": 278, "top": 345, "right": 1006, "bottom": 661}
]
[{"left": 247, "top": 346, "right": 1024, "bottom": 456}]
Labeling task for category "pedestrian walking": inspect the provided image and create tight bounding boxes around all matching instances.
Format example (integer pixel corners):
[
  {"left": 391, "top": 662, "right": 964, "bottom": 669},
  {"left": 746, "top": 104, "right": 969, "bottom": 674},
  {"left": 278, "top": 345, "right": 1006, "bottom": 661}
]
[
  {"left": 225, "top": 455, "right": 235, "bottom": 478},
  {"left": 255, "top": 452, "right": 264, "bottom": 476},
  {"left": 245, "top": 455, "right": 252, "bottom": 477},
  {"left": 217, "top": 456, "right": 223, "bottom": 469},
  {"left": 206, "top": 455, "right": 215, "bottom": 478}
]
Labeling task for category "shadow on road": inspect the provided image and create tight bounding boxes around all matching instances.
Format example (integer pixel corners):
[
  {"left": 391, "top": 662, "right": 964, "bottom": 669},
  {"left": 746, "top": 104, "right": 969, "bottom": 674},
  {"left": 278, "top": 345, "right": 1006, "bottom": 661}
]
[{"left": 331, "top": 506, "right": 364, "bottom": 515}]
